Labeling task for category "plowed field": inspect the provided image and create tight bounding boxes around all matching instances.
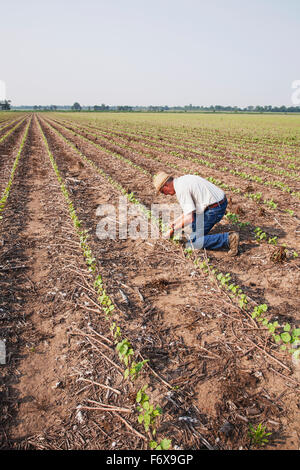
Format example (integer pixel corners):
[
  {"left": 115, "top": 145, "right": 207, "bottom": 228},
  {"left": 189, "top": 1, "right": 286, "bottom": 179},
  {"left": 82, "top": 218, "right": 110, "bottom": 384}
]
[{"left": 0, "top": 112, "right": 299, "bottom": 450}]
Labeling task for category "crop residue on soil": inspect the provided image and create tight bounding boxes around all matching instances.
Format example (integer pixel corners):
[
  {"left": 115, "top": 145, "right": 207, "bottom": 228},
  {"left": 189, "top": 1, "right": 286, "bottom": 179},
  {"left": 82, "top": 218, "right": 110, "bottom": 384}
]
[{"left": 0, "top": 112, "right": 299, "bottom": 451}]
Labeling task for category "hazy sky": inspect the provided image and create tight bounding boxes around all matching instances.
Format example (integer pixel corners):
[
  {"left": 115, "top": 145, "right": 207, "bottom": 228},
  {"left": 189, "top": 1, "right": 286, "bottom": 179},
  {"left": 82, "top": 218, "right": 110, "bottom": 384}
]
[{"left": 1, "top": 0, "right": 299, "bottom": 106}]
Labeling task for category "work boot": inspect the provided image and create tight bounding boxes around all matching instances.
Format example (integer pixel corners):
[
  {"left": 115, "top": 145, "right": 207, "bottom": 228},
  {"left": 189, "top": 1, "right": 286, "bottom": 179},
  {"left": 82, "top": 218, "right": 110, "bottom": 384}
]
[{"left": 228, "top": 232, "right": 239, "bottom": 256}]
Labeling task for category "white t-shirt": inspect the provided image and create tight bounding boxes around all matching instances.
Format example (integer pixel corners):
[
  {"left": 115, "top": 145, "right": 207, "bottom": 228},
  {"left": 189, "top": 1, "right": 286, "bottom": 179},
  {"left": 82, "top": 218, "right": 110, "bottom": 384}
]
[{"left": 174, "top": 175, "right": 225, "bottom": 215}]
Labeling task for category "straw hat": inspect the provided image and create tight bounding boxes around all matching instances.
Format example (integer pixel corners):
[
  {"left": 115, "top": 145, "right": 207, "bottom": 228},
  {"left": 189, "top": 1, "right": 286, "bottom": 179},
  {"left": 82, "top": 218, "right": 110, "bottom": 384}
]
[{"left": 153, "top": 171, "right": 172, "bottom": 195}]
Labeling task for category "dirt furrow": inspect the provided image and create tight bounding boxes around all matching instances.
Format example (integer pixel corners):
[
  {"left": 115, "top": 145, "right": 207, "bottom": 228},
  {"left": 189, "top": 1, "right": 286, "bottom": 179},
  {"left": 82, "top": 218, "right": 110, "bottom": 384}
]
[
  {"left": 50, "top": 117, "right": 300, "bottom": 216},
  {"left": 36, "top": 115, "right": 300, "bottom": 449},
  {"left": 57, "top": 113, "right": 300, "bottom": 152},
  {"left": 57, "top": 117, "right": 300, "bottom": 174},
  {"left": 0, "top": 116, "right": 26, "bottom": 138},
  {"left": 0, "top": 117, "right": 31, "bottom": 196},
  {"left": 0, "top": 116, "right": 149, "bottom": 450},
  {"left": 41, "top": 117, "right": 300, "bottom": 314}
]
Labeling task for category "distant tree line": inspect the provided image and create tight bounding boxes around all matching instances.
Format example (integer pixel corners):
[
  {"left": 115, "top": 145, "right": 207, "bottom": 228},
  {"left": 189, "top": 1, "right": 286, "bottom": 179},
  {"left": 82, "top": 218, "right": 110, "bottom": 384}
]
[
  {"left": 94, "top": 104, "right": 109, "bottom": 111},
  {"left": 166, "top": 104, "right": 300, "bottom": 113},
  {"left": 33, "top": 105, "right": 57, "bottom": 111},
  {"left": 10, "top": 102, "right": 300, "bottom": 113}
]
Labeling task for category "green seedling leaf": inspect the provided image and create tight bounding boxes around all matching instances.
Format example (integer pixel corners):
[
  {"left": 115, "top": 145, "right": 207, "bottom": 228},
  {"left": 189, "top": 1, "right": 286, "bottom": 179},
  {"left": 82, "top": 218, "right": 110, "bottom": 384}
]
[
  {"left": 149, "top": 441, "right": 158, "bottom": 449},
  {"left": 159, "top": 439, "right": 172, "bottom": 450},
  {"left": 280, "top": 332, "right": 291, "bottom": 343}
]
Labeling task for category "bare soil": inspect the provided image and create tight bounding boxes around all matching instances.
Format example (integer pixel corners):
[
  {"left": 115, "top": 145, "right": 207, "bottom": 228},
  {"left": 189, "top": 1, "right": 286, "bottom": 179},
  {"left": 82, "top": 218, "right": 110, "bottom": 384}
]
[{"left": 0, "top": 114, "right": 299, "bottom": 450}]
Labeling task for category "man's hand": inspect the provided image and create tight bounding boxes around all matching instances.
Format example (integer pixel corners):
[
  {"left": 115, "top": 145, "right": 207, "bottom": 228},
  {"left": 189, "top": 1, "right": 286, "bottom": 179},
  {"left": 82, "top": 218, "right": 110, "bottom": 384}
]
[
  {"left": 163, "top": 212, "right": 194, "bottom": 240},
  {"left": 163, "top": 225, "right": 175, "bottom": 239}
]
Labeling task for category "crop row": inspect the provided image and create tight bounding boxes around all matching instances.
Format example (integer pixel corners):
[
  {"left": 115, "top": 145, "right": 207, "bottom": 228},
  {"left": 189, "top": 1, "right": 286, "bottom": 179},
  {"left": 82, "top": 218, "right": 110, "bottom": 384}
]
[
  {"left": 53, "top": 118, "right": 300, "bottom": 204},
  {"left": 0, "top": 118, "right": 31, "bottom": 220},
  {"left": 0, "top": 116, "right": 28, "bottom": 145},
  {"left": 58, "top": 117, "right": 300, "bottom": 176},
  {"left": 42, "top": 119, "right": 166, "bottom": 231},
  {"left": 47, "top": 118, "right": 298, "bottom": 257},
  {"left": 62, "top": 112, "right": 299, "bottom": 149},
  {"left": 192, "top": 254, "right": 300, "bottom": 361},
  {"left": 0, "top": 117, "right": 19, "bottom": 131},
  {"left": 117, "top": 123, "right": 299, "bottom": 168},
  {"left": 62, "top": 116, "right": 300, "bottom": 167},
  {"left": 37, "top": 118, "right": 172, "bottom": 450},
  {"left": 48, "top": 118, "right": 298, "bottom": 221},
  {"left": 103, "top": 132, "right": 300, "bottom": 192},
  {"left": 39, "top": 117, "right": 300, "bottom": 364}
]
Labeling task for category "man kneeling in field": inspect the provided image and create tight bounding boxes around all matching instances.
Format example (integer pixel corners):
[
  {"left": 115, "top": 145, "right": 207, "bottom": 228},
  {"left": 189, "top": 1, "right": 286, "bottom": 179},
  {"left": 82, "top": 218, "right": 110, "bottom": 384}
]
[{"left": 153, "top": 172, "right": 239, "bottom": 256}]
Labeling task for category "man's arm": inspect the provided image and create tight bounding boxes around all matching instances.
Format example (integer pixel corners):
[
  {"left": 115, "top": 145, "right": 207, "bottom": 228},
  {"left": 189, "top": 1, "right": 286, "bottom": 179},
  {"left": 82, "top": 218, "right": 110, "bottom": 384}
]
[{"left": 163, "top": 211, "right": 195, "bottom": 239}]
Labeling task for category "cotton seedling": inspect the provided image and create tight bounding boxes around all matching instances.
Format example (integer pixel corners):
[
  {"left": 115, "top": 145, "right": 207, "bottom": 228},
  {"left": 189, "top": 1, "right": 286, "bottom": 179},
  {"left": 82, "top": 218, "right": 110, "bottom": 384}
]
[
  {"left": 136, "top": 385, "right": 162, "bottom": 435},
  {"left": 284, "top": 208, "right": 294, "bottom": 216},
  {"left": 216, "top": 272, "right": 231, "bottom": 287},
  {"left": 225, "top": 212, "right": 240, "bottom": 224},
  {"left": 228, "top": 283, "right": 242, "bottom": 295},
  {"left": 254, "top": 227, "right": 267, "bottom": 242},
  {"left": 264, "top": 198, "right": 277, "bottom": 210},
  {"left": 149, "top": 439, "right": 172, "bottom": 450},
  {"left": 248, "top": 423, "right": 272, "bottom": 448},
  {"left": 116, "top": 338, "right": 134, "bottom": 367},
  {"left": 273, "top": 324, "right": 300, "bottom": 350},
  {"left": 251, "top": 304, "right": 268, "bottom": 320},
  {"left": 124, "top": 359, "right": 149, "bottom": 380},
  {"left": 238, "top": 293, "right": 248, "bottom": 310},
  {"left": 268, "top": 236, "right": 278, "bottom": 245}
]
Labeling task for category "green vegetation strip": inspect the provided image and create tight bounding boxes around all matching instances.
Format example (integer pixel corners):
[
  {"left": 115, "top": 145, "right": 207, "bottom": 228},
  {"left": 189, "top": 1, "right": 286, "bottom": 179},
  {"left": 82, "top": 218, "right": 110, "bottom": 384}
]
[
  {"left": 0, "top": 118, "right": 31, "bottom": 220},
  {"left": 43, "top": 119, "right": 165, "bottom": 230},
  {"left": 53, "top": 118, "right": 300, "bottom": 210},
  {"left": 58, "top": 118, "right": 300, "bottom": 186},
  {"left": 37, "top": 119, "right": 171, "bottom": 451},
  {"left": 0, "top": 116, "right": 28, "bottom": 144},
  {"left": 47, "top": 118, "right": 298, "bottom": 244},
  {"left": 47, "top": 118, "right": 150, "bottom": 176},
  {"left": 43, "top": 118, "right": 300, "bottom": 363},
  {"left": 0, "top": 117, "right": 20, "bottom": 131},
  {"left": 189, "top": 253, "right": 300, "bottom": 360},
  {"left": 59, "top": 116, "right": 300, "bottom": 168}
]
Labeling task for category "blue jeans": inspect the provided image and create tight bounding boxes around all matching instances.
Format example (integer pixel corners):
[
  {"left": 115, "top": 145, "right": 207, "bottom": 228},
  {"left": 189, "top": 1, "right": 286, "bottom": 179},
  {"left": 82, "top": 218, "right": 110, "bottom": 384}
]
[{"left": 188, "top": 198, "right": 229, "bottom": 250}]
